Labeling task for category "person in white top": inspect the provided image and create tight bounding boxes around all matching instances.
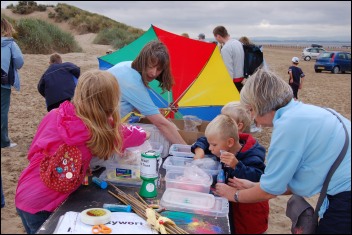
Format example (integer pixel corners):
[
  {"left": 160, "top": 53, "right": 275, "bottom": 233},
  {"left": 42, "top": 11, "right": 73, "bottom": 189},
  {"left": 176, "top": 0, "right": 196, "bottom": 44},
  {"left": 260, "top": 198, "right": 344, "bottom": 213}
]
[{"left": 213, "top": 26, "right": 245, "bottom": 92}]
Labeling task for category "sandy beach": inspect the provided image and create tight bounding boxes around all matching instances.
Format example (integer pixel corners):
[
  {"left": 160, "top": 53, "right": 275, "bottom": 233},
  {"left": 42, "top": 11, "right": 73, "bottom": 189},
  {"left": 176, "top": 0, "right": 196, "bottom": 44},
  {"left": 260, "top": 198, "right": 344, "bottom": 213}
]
[{"left": 1, "top": 11, "right": 351, "bottom": 234}]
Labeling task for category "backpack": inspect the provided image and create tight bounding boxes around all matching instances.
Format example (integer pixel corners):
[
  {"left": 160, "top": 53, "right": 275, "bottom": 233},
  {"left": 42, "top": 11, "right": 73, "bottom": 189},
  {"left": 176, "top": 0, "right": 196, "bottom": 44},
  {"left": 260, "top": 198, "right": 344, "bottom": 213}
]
[
  {"left": 40, "top": 144, "right": 85, "bottom": 193},
  {"left": 243, "top": 44, "right": 264, "bottom": 78},
  {"left": 1, "top": 57, "right": 15, "bottom": 86}
]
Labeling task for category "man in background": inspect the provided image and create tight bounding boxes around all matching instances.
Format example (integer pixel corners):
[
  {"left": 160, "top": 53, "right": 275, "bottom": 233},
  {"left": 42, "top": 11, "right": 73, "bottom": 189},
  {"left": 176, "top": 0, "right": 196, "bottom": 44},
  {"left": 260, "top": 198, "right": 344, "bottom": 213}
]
[
  {"left": 38, "top": 53, "right": 80, "bottom": 112},
  {"left": 213, "top": 26, "right": 244, "bottom": 92},
  {"left": 198, "top": 33, "right": 206, "bottom": 41}
]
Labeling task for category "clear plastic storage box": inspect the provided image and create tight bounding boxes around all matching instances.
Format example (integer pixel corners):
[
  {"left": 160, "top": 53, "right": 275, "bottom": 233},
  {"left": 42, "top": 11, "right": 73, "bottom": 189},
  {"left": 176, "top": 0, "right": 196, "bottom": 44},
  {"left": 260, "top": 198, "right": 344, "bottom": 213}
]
[
  {"left": 165, "top": 169, "right": 213, "bottom": 193},
  {"left": 131, "top": 123, "right": 170, "bottom": 158},
  {"left": 168, "top": 144, "right": 194, "bottom": 158},
  {"left": 160, "top": 188, "right": 229, "bottom": 217}
]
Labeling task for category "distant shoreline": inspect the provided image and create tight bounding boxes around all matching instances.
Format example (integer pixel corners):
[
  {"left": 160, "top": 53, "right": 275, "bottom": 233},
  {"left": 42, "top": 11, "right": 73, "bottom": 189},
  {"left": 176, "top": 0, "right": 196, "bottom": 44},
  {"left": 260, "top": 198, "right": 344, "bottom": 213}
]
[{"left": 260, "top": 44, "right": 351, "bottom": 50}]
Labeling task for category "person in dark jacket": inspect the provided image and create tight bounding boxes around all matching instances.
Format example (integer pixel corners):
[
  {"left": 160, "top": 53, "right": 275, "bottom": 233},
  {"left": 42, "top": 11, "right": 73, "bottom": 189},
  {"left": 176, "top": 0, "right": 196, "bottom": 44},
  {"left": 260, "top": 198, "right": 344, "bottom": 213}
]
[
  {"left": 191, "top": 113, "right": 268, "bottom": 234},
  {"left": 38, "top": 53, "right": 80, "bottom": 112}
]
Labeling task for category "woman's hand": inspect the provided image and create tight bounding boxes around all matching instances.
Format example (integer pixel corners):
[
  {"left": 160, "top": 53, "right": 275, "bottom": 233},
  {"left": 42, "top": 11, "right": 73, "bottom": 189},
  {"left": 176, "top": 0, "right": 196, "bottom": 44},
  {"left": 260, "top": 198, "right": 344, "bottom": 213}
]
[
  {"left": 214, "top": 183, "right": 237, "bottom": 201},
  {"left": 227, "top": 177, "right": 255, "bottom": 190}
]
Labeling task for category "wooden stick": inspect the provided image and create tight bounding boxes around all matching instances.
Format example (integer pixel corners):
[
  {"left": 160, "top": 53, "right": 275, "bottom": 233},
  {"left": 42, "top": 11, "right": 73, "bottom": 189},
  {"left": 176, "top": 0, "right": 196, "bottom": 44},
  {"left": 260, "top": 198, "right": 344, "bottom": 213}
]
[{"left": 108, "top": 185, "right": 189, "bottom": 234}]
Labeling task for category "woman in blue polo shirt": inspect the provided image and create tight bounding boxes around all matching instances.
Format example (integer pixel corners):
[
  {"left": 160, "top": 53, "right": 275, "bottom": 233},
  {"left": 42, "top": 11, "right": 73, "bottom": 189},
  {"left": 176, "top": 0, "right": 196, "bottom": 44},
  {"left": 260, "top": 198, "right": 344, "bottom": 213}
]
[
  {"left": 215, "top": 69, "right": 351, "bottom": 234},
  {"left": 108, "top": 41, "right": 186, "bottom": 145}
]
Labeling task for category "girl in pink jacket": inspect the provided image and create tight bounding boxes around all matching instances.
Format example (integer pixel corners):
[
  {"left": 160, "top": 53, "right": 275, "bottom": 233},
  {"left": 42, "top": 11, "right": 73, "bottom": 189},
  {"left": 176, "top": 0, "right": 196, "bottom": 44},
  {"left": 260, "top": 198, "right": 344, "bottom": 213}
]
[{"left": 15, "top": 70, "right": 147, "bottom": 234}]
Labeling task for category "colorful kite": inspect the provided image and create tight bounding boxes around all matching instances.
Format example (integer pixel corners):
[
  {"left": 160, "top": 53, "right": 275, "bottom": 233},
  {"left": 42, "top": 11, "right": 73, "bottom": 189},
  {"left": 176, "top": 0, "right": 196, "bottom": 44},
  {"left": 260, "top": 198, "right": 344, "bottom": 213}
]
[{"left": 98, "top": 25, "right": 240, "bottom": 121}]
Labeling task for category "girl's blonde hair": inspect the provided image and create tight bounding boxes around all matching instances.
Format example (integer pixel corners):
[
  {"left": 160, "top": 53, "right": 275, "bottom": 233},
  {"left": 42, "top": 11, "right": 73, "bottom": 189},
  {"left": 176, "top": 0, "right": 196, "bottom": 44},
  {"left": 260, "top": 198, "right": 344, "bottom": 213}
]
[
  {"left": 205, "top": 114, "right": 239, "bottom": 142},
  {"left": 221, "top": 101, "right": 251, "bottom": 133},
  {"left": 72, "top": 70, "right": 122, "bottom": 159},
  {"left": 1, "top": 18, "right": 16, "bottom": 37}
]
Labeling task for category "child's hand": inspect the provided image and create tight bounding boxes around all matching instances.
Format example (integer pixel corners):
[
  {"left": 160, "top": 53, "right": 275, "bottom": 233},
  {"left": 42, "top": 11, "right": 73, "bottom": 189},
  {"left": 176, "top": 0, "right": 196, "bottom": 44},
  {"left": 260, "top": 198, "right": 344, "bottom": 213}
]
[
  {"left": 145, "top": 131, "right": 151, "bottom": 140},
  {"left": 194, "top": 147, "right": 205, "bottom": 159},
  {"left": 220, "top": 151, "right": 238, "bottom": 168},
  {"left": 299, "top": 83, "right": 303, "bottom": 89}
]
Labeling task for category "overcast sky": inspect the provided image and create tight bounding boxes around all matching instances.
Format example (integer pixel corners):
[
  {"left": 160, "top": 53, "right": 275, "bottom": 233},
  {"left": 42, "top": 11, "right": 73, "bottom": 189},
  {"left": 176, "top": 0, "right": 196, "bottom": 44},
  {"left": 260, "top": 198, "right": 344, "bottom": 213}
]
[{"left": 2, "top": 1, "right": 351, "bottom": 41}]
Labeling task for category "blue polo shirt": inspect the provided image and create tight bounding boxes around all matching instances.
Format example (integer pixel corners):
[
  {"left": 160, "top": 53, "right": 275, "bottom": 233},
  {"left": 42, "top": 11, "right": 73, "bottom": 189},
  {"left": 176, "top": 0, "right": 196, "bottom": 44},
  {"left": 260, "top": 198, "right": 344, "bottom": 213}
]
[
  {"left": 260, "top": 100, "right": 350, "bottom": 216},
  {"left": 107, "top": 61, "right": 160, "bottom": 118}
]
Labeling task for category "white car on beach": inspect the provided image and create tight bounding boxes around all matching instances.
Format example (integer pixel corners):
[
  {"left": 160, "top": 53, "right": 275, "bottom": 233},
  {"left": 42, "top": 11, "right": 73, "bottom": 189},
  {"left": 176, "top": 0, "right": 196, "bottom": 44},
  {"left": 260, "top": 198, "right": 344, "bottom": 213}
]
[{"left": 301, "top": 47, "right": 326, "bottom": 61}]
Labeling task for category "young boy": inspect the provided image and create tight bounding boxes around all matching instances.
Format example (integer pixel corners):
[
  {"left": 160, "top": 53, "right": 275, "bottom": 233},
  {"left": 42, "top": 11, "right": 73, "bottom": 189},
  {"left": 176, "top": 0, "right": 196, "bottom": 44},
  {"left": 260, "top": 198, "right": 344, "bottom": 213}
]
[
  {"left": 192, "top": 114, "right": 268, "bottom": 234},
  {"left": 288, "top": 57, "right": 305, "bottom": 100},
  {"left": 192, "top": 101, "right": 251, "bottom": 159}
]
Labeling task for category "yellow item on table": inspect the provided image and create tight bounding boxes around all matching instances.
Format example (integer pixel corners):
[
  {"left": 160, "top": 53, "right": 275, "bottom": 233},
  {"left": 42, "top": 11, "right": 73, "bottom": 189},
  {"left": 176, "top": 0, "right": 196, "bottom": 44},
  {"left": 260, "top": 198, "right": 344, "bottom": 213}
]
[{"left": 146, "top": 208, "right": 175, "bottom": 234}]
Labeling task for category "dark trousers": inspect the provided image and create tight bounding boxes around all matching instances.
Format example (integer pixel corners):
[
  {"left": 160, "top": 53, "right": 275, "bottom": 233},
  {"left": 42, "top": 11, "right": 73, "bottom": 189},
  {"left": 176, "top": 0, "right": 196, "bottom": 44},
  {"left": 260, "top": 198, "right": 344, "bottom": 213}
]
[
  {"left": 16, "top": 208, "right": 51, "bottom": 234},
  {"left": 289, "top": 83, "right": 299, "bottom": 99},
  {"left": 1, "top": 87, "right": 11, "bottom": 148},
  {"left": 317, "top": 191, "right": 351, "bottom": 234},
  {"left": 1, "top": 175, "right": 4, "bottom": 208},
  {"left": 234, "top": 82, "right": 244, "bottom": 93}
]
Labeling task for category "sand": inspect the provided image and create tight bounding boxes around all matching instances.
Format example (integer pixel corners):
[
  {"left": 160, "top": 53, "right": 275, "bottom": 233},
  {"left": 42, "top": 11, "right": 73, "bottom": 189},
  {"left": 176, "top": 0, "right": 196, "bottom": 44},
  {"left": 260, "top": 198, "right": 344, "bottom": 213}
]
[{"left": 1, "top": 10, "right": 351, "bottom": 234}]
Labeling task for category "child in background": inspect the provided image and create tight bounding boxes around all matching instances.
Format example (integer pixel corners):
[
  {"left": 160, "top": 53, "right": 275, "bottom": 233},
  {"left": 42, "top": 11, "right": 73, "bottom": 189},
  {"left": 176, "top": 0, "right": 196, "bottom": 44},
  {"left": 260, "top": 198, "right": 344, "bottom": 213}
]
[
  {"left": 288, "top": 56, "right": 305, "bottom": 100},
  {"left": 191, "top": 113, "right": 268, "bottom": 234},
  {"left": 15, "top": 70, "right": 148, "bottom": 234}
]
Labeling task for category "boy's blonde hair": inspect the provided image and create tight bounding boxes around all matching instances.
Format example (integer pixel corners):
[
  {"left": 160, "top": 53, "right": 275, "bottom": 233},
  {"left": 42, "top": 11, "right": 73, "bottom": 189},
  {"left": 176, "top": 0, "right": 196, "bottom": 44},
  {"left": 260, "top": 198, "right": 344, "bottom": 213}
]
[
  {"left": 1, "top": 18, "right": 16, "bottom": 37},
  {"left": 221, "top": 101, "right": 251, "bottom": 133},
  {"left": 72, "top": 70, "right": 122, "bottom": 159},
  {"left": 205, "top": 114, "right": 239, "bottom": 142}
]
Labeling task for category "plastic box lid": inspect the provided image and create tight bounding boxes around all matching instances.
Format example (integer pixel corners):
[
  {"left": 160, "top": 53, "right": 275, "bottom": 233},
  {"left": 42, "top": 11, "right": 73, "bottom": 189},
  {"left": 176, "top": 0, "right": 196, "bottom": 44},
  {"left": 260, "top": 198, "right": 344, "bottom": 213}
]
[
  {"left": 169, "top": 144, "right": 192, "bottom": 155},
  {"left": 161, "top": 188, "right": 215, "bottom": 209},
  {"left": 160, "top": 188, "right": 229, "bottom": 217},
  {"left": 162, "top": 156, "right": 221, "bottom": 176}
]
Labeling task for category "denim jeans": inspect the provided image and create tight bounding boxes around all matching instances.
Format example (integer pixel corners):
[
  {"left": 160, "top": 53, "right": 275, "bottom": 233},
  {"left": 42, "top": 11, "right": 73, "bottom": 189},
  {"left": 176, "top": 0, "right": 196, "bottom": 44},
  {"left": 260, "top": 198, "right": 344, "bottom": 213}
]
[
  {"left": 1, "top": 175, "right": 4, "bottom": 208},
  {"left": 316, "top": 191, "right": 351, "bottom": 234},
  {"left": 1, "top": 87, "right": 11, "bottom": 148},
  {"left": 16, "top": 208, "right": 51, "bottom": 234}
]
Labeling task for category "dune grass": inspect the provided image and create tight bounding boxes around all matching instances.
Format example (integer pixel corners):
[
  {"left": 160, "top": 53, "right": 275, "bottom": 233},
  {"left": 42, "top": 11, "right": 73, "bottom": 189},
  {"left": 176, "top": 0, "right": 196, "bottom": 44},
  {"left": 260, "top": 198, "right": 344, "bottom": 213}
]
[
  {"left": 3, "top": 2, "right": 145, "bottom": 53},
  {"left": 14, "top": 17, "right": 82, "bottom": 54}
]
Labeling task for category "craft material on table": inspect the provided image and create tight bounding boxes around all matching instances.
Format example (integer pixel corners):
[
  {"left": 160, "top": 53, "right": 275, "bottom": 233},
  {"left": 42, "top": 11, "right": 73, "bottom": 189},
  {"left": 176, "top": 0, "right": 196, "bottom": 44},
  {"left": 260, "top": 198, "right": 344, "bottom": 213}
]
[{"left": 54, "top": 211, "right": 157, "bottom": 234}]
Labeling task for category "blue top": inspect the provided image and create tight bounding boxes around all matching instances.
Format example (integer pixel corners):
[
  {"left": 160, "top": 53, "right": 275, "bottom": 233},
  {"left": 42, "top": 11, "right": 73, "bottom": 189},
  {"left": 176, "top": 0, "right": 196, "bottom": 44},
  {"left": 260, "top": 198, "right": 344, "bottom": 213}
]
[
  {"left": 260, "top": 99, "right": 351, "bottom": 216},
  {"left": 107, "top": 61, "right": 160, "bottom": 118},
  {"left": 288, "top": 66, "right": 305, "bottom": 85},
  {"left": 1, "top": 37, "right": 24, "bottom": 91}
]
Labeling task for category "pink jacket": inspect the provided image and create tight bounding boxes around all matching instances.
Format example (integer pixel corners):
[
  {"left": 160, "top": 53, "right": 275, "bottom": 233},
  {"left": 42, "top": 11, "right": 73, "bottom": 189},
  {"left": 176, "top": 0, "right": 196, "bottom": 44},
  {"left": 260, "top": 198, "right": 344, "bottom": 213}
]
[{"left": 15, "top": 101, "right": 146, "bottom": 214}]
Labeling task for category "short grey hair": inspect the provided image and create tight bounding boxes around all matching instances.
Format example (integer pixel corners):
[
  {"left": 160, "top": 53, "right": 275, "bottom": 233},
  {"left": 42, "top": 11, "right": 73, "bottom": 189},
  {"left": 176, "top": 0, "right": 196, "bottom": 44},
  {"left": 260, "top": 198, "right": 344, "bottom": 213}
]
[{"left": 240, "top": 69, "right": 293, "bottom": 116}]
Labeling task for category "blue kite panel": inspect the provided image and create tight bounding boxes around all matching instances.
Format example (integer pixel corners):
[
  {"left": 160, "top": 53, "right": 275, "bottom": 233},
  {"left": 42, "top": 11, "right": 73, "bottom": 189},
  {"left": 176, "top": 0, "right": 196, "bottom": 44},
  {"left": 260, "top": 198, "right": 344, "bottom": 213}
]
[
  {"left": 178, "top": 107, "right": 221, "bottom": 121},
  {"left": 147, "top": 89, "right": 169, "bottom": 108},
  {"left": 98, "top": 59, "right": 113, "bottom": 70}
]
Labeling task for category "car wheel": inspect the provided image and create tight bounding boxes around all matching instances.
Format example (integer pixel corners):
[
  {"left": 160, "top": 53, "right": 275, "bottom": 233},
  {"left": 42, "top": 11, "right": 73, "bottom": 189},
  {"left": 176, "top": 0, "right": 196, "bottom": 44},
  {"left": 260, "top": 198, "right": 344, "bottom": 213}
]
[
  {"left": 315, "top": 69, "right": 321, "bottom": 73},
  {"left": 332, "top": 66, "right": 340, "bottom": 74},
  {"left": 304, "top": 56, "right": 311, "bottom": 61}
]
